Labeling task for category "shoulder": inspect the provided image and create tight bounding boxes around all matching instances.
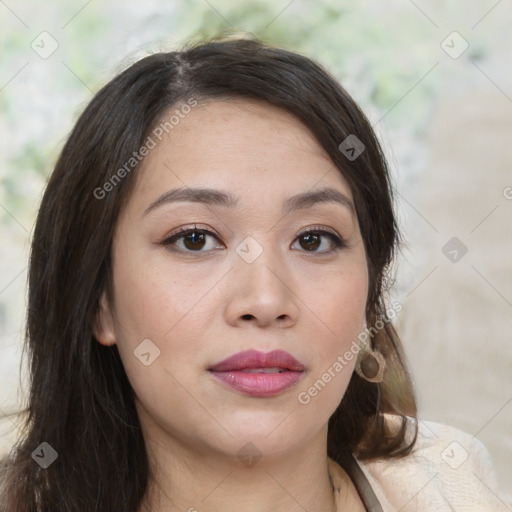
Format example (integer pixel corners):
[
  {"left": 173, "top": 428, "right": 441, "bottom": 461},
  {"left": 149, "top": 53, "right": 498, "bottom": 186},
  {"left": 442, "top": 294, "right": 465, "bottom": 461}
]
[{"left": 356, "top": 415, "right": 505, "bottom": 511}]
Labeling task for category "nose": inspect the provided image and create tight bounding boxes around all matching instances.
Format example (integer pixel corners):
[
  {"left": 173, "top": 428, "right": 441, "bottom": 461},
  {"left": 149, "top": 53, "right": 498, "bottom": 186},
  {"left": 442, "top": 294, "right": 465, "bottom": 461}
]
[{"left": 224, "top": 250, "right": 299, "bottom": 329}]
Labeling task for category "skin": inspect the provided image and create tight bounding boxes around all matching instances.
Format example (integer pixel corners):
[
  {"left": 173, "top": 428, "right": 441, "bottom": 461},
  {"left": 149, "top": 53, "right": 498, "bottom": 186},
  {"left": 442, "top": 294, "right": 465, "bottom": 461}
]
[{"left": 94, "top": 99, "right": 368, "bottom": 512}]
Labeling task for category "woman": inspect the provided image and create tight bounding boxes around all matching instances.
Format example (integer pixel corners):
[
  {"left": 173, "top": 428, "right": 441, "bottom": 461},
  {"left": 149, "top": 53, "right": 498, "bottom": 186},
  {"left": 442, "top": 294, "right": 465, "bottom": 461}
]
[{"left": 0, "top": 36, "right": 501, "bottom": 511}]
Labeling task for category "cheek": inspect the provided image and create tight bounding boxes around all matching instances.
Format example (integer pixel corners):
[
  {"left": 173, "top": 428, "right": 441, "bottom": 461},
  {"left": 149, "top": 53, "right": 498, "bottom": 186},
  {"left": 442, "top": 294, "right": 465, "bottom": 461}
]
[
  {"left": 108, "top": 253, "right": 222, "bottom": 397},
  {"left": 111, "top": 251, "right": 216, "bottom": 342},
  {"left": 296, "top": 262, "right": 367, "bottom": 403},
  {"left": 108, "top": 264, "right": 212, "bottom": 435},
  {"left": 308, "top": 263, "right": 368, "bottom": 346}
]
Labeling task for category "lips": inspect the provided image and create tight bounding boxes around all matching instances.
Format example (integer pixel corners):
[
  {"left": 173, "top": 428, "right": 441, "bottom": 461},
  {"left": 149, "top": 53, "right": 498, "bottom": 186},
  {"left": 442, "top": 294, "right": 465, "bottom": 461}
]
[
  {"left": 208, "top": 349, "right": 306, "bottom": 397},
  {"left": 208, "top": 349, "right": 306, "bottom": 372}
]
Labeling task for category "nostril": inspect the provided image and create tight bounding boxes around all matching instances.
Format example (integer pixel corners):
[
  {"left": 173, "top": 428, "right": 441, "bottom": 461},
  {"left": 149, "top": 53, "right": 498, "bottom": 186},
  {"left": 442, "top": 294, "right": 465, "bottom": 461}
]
[{"left": 241, "top": 314, "right": 254, "bottom": 320}]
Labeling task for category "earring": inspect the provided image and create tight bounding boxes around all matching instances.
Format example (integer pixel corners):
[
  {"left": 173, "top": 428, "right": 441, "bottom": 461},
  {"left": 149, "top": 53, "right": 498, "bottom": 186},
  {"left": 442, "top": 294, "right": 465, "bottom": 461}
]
[{"left": 355, "top": 344, "right": 386, "bottom": 383}]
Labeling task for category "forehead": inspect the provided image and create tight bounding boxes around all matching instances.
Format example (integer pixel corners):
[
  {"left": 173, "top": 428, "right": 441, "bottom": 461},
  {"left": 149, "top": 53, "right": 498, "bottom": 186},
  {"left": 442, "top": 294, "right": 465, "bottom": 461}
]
[{"left": 131, "top": 99, "right": 353, "bottom": 209}]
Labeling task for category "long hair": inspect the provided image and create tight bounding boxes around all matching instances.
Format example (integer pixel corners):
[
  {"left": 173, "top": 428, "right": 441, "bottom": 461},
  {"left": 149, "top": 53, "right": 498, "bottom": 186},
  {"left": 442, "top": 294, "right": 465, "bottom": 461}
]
[{"left": 0, "top": 35, "right": 416, "bottom": 511}]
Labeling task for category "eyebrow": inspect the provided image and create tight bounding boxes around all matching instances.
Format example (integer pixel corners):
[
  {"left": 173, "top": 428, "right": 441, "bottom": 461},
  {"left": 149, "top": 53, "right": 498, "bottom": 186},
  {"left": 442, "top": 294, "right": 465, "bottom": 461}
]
[
  {"left": 143, "top": 187, "right": 237, "bottom": 216},
  {"left": 282, "top": 187, "right": 354, "bottom": 215},
  {"left": 143, "top": 186, "right": 354, "bottom": 217}
]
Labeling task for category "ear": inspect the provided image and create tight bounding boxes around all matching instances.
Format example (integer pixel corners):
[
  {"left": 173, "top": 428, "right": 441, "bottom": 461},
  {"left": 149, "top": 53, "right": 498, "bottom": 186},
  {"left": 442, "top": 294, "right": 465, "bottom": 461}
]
[{"left": 92, "top": 290, "right": 117, "bottom": 346}]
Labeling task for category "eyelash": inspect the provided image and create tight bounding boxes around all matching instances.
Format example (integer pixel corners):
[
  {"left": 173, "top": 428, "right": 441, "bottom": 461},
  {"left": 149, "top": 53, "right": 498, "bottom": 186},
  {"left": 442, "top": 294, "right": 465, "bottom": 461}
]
[{"left": 160, "top": 224, "right": 346, "bottom": 254}]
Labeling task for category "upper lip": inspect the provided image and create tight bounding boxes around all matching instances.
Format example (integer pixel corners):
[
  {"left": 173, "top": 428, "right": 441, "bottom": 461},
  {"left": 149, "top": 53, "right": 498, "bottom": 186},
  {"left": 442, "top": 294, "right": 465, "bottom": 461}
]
[{"left": 208, "top": 349, "right": 306, "bottom": 372}]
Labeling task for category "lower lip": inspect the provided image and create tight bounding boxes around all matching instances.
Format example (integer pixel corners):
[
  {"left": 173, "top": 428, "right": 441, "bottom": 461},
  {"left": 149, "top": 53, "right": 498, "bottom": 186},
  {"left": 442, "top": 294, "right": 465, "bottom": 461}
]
[{"left": 209, "top": 370, "right": 304, "bottom": 397}]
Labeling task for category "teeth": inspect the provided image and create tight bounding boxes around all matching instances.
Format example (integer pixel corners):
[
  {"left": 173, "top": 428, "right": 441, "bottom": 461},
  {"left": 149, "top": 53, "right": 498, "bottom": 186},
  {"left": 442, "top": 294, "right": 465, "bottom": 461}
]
[{"left": 241, "top": 367, "right": 287, "bottom": 374}]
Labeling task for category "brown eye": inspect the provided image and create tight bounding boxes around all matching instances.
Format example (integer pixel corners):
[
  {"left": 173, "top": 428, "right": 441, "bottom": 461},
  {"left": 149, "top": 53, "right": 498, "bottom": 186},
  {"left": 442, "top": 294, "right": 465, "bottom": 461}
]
[
  {"left": 161, "top": 226, "right": 223, "bottom": 253},
  {"left": 183, "top": 231, "right": 206, "bottom": 250},
  {"left": 299, "top": 233, "right": 321, "bottom": 251},
  {"left": 292, "top": 229, "right": 345, "bottom": 253}
]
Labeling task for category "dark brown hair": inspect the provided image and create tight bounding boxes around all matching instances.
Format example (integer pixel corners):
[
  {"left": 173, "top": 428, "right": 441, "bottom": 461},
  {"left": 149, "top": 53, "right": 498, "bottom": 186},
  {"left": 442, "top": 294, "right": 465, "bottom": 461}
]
[{"left": 0, "top": 35, "right": 416, "bottom": 511}]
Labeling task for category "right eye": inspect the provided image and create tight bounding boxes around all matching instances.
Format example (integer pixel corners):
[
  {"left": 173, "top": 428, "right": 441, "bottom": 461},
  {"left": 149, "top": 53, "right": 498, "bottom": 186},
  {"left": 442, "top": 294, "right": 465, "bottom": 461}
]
[{"left": 160, "top": 225, "right": 224, "bottom": 253}]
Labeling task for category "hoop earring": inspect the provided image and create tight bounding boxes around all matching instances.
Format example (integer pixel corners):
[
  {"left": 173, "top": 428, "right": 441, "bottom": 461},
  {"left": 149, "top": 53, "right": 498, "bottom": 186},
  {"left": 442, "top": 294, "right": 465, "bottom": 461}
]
[{"left": 355, "top": 345, "right": 386, "bottom": 383}]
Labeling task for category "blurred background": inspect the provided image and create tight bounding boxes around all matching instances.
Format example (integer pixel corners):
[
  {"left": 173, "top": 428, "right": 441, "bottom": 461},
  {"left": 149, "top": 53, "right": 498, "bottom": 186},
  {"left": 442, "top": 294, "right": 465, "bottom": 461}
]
[{"left": 1, "top": 0, "right": 511, "bottom": 504}]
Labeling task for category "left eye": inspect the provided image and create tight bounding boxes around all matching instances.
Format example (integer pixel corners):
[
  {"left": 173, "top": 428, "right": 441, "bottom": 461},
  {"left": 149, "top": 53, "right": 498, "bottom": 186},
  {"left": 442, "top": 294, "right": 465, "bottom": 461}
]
[{"left": 291, "top": 229, "right": 344, "bottom": 252}]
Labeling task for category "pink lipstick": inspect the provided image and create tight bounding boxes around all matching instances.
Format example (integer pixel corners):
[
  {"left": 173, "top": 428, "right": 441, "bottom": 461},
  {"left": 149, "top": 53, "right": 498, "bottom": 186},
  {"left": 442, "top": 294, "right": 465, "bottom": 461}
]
[{"left": 208, "top": 349, "right": 305, "bottom": 397}]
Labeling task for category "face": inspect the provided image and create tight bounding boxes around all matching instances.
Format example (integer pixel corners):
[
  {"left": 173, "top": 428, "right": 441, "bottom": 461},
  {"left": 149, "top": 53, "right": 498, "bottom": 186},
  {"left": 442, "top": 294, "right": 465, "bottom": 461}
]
[{"left": 95, "top": 99, "right": 368, "bottom": 462}]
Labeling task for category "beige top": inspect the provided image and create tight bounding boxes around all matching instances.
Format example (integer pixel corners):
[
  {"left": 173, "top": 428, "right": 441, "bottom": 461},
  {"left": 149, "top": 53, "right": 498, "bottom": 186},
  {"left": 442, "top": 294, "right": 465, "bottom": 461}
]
[{"left": 328, "top": 419, "right": 506, "bottom": 511}]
